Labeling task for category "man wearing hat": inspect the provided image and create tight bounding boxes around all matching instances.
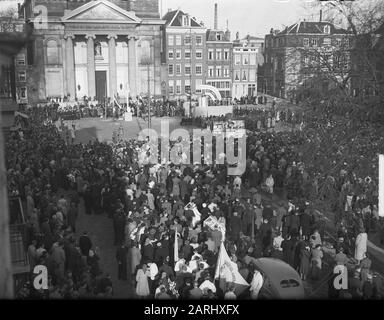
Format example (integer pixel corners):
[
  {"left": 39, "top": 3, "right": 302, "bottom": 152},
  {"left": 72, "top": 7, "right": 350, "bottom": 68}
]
[
  {"left": 348, "top": 268, "right": 363, "bottom": 298},
  {"left": 362, "top": 273, "right": 374, "bottom": 299},
  {"left": 116, "top": 242, "right": 128, "bottom": 281}
]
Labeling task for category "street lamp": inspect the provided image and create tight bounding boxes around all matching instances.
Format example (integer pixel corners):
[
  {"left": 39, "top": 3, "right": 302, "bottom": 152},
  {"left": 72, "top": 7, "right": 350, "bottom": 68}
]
[
  {"left": 186, "top": 17, "right": 197, "bottom": 117},
  {"left": 140, "top": 37, "right": 154, "bottom": 134}
]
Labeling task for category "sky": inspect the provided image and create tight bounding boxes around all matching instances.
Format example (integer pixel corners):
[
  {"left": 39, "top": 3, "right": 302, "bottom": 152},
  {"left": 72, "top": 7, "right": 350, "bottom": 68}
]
[
  {"left": 161, "top": 0, "right": 317, "bottom": 38},
  {"left": 1, "top": 0, "right": 320, "bottom": 38}
]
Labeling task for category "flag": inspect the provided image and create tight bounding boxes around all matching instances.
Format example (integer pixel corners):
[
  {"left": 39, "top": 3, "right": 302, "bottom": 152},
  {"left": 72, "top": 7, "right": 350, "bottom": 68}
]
[
  {"left": 191, "top": 206, "right": 201, "bottom": 227},
  {"left": 214, "top": 243, "right": 249, "bottom": 296},
  {"left": 114, "top": 97, "right": 122, "bottom": 109},
  {"left": 203, "top": 215, "right": 226, "bottom": 240},
  {"left": 14, "top": 111, "right": 29, "bottom": 119},
  {"left": 185, "top": 203, "right": 201, "bottom": 227},
  {"left": 174, "top": 229, "right": 179, "bottom": 263}
]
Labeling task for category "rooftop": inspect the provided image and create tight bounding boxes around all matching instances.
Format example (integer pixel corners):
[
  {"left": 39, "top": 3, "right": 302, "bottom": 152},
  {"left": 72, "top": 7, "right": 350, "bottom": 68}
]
[
  {"left": 162, "top": 9, "right": 203, "bottom": 28},
  {"left": 276, "top": 21, "right": 349, "bottom": 36}
]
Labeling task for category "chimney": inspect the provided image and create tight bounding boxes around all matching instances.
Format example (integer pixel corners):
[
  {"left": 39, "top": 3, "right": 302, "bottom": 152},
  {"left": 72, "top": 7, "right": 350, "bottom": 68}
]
[
  {"left": 225, "top": 20, "right": 230, "bottom": 41},
  {"left": 214, "top": 3, "right": 218, "bottom": 30},
  {"left": 319, "top": 10, "right": 322, "bottom": 22}
]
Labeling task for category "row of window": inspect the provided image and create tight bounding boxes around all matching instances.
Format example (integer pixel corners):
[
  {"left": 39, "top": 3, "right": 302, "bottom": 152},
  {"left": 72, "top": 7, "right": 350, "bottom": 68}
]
[
  {"left": 168, "top": 34, "right": 203, "bottom": 46},
  {"left": 302, "top": 53, "right": 350, "bottom": 69},
  {"left": 168, "top": 79, "right": 203, "bottom": 94},
  {"left": 208, "top": 66, "right": 230, "bottom": 78},
  {"left": 234, "top": 53, "right": 257, "bottom": 66},
  {"left": 168, "top": 64, "right": 202, "bottom": 76},
  {"left": 267, "top": 36, "right": 347, "bottom": 49},
  {"left": 206, "top": 81, "right": 231, "bottom": 89},
  {"left": 208, "top": 49, "right": 230, "bottom": 61},
  {"left": 234, "top": 69, "right": 257, "bottom": 82},
  {"left": 234, "top": 84, "right": 256, "bottom": 96},
  {"left": 168, "top": 49, "right": 203, "bottom": 60}
]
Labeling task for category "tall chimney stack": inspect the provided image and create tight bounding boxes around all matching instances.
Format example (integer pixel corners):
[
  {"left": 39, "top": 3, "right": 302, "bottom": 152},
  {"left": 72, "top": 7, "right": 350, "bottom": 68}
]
[
  {"left": 214, "top": 3, "right": 218, "bottom": 30},
  {"left": 319, "top": 10, "right": 322, "bottom": 22}
]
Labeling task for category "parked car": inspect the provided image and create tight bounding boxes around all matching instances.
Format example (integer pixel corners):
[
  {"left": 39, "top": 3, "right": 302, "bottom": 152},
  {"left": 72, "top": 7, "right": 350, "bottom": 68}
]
[{"left": 252, "top": 258, "right": 306, "bottom": 299}]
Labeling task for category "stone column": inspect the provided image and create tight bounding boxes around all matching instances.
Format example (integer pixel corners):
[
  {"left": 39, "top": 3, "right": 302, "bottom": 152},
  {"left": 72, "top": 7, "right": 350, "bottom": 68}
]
[
  {"left": 128, "top": 35, "right": 139, "bottom": 99},
  {"left": 85, "top": 34, "right": 96, "bottom": 100},
  {"left": 64, "top": 34, "right": 75, "bottom": 100},
  {"left": 108, "top": 34, "right": 118, "bottom": 99}
]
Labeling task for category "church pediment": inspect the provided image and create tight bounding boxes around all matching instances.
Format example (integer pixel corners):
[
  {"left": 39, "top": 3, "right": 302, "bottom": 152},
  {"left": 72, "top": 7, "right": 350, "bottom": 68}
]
[{"left": 62, "top": 0, "right": 141, "bottom": 24}]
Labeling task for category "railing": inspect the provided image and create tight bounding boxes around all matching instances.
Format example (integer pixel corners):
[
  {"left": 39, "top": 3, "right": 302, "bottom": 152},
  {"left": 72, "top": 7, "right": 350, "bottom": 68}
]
[
  {"left": 0, "top": 19, "right": 26, "bottom": 33},
  {"left": 10, "top": 223, "right": 28, "bottom": 266}
]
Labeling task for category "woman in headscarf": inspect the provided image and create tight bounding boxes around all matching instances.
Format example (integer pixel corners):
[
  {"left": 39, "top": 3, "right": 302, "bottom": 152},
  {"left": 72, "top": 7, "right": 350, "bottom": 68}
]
[
  {"left": 355, "top": 228, "right": 367, "bottom": 264},
  {"left": 136, "top": 264, "right": 150, "bottom": 298},
  {"left": 310, "top": 244, "right": 323, "bottom": 281}
]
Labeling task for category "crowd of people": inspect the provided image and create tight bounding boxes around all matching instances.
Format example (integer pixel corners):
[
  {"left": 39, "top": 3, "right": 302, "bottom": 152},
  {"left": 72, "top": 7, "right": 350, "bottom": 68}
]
[
  {"left": 5, "top": 100, "right": 384, "bottom": 299},
  {"left": 50, "top": 97, "right": 185, "bottom": 122}
]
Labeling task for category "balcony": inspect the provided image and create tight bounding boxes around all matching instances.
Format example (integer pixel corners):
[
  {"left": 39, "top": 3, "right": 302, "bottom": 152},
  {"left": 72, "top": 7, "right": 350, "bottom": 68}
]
[
  {"left": 9, "top": 197, "right": 29, "bottom": 275},
  {"left": 0, "top": 19, "right": 32, "bottom": 54}
]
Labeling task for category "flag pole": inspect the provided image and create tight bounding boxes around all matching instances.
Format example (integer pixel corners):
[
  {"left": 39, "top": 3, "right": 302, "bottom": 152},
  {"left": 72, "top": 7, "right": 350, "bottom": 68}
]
[{"left": 174, "top": 229, "right": 179, "bottom": 263}]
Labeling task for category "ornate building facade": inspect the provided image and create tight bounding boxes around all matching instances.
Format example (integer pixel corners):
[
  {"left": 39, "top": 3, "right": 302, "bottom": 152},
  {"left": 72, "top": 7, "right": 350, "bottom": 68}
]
[
  {"left": 19, "top": 0, "right": 165, "bottom": 103},
  {"left": 162, "top": 9, "right": 207, "bottom": 100}
]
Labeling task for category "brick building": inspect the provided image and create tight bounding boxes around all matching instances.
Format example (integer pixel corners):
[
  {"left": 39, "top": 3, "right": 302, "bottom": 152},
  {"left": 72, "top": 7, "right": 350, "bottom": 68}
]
[
  {"left": 262, "top": 20, "right": 351, "bottom": 100},
  {"left": 162, "top": 9, "right": 206, "bottom": 100},
  {"left": 18, "top": 0, "right": 165, "bottom": 104},
  {"left": 232, "top": 33, "right": 264, "bottom": 99},
  {"left": 205, "top": 29, "right": 232, "bottom": 99},
  {"left": 350, "top": 23, "right": 384, "bottom": 99},
  {"left": 0, "top": 16, "right": 30, "bottom": 132}
]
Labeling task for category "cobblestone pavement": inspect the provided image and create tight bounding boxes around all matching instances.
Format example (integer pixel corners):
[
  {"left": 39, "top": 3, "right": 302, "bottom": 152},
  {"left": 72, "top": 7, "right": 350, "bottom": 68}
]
[
  {"left": 74, "top": 194, "right": 135, "bottom": 298},
  {"left": 65, "top": 116, "right": 384, "bottom": 299}
]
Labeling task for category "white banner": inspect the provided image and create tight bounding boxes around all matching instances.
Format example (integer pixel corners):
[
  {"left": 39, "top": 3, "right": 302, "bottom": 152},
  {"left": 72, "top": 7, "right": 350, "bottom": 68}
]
[{"left": 203, "top": 215, "right": 226, "bottom": 240}]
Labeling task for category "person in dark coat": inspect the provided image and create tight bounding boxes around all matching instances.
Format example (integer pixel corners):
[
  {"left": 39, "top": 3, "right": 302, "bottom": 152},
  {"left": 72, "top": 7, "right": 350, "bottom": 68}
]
[
  {"left": 87, "top": 249, "right": 101, "bottom": 278},
  {"left": 64, "top": 238, "right": 82, "bottom": 281},
  {"left": 79, "top": 231, "right": 92, "bottom": 256},
  {"left": 116, "top": 243, "right": 128, "bottom": 281},
  {"left": 289, "top": 211, "right": 300, "bottom": 236},
  {"left": 83, "top": 185, "right": 93, "bottom": 215},
  {"left": 293, "top": 236, "right": 306, "bottom": 271},
  {"left": 67, "top": 202, "right": 78, "bottom": 232},
  {"left": 91, "top": 182, "right": 102, "bottom": 215},
  {"left": 142, "top": 239, "right": 155, "bottom": 263},
  {"left": 181, "top": 239, "right": 193, "bottom": 261},
  {"left": 282, "top": 213, "right": 291, "bottom": 239},
  {"left": 281, "top": 235, "right": 295, "bottom": 266},
  {"left": 113, "top": 210, "right": 126, "bottom": 246},
  {"left": 262, "top": 203, "right": 274, "bottom": 222},
  {"left": 41, "top": 217, "right": 53, "bottom": 250},
  {"left": 230, "top": 212, "right": 242, "bottom": 241},
  {"left": 300, "top": 211, "right": 312, "bottom": 240}
]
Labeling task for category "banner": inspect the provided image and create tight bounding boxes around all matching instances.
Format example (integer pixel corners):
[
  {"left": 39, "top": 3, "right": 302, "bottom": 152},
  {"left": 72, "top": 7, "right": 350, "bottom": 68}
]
[
  {"left": 185, "top": 202, "right": 201, "bottom": 227},
  {"left": 114, "top": 97, "right": 123, "bottom": 109},
  {"left": 214, "top": 243, "right": 249, "bottom": 296},
  {"left": 14, "top": 111, "right": 29, "bottom": 119},
  {"left": 203, "top": 215, "right": 226, "bottom": 241}
]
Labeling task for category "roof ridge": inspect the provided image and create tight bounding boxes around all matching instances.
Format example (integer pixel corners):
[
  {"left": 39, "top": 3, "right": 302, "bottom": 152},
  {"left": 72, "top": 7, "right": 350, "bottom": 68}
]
[{"left": 168, "top": 8, "right": 180, "bottom": 26}]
